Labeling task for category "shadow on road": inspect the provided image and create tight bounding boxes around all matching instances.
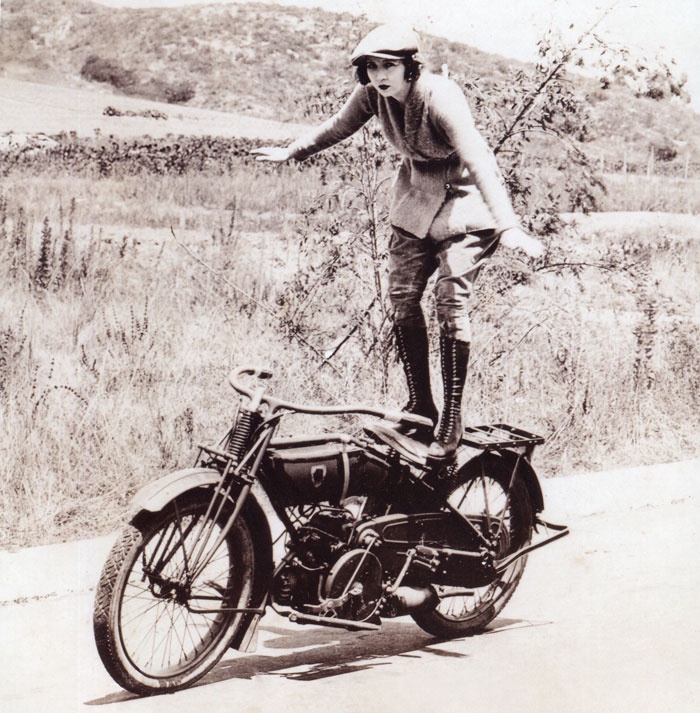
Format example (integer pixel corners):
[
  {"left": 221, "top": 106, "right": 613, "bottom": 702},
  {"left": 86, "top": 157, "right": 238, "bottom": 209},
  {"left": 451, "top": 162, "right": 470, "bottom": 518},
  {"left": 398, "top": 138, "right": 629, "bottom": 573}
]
[
  {"left": 86, "top": 615, "right": 540, "bottom": 705},
  {"left": 211, "top": 619, "right": 453, "bottom": 683}
]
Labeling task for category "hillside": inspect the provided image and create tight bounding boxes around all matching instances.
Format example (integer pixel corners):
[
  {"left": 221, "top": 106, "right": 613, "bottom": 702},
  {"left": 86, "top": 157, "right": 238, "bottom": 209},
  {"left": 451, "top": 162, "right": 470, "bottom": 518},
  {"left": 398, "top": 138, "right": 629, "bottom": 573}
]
[
  {"left": 0, "top": 76, "right": 306, "bottom": 140},
  {"left": 1, "top": 0, "right": 699, "bottom": 166}
]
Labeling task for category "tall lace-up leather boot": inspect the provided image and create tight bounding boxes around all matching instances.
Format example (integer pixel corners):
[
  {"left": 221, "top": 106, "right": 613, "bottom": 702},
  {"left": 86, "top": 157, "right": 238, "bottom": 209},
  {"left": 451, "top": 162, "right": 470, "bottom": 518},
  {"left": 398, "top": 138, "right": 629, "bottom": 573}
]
[
  {"left": 427, "top": 336, "right": 470, "bottom": 461},
  {"left": 389, "top": 324, "right": 438, "bottom": 441}
]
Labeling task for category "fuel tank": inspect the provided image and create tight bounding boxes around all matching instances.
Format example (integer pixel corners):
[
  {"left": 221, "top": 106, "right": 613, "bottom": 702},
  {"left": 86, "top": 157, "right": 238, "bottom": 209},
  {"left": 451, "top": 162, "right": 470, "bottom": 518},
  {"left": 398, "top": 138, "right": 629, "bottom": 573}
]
[{"left": 265, "top": 436, "right": 394, "bottom": 505}]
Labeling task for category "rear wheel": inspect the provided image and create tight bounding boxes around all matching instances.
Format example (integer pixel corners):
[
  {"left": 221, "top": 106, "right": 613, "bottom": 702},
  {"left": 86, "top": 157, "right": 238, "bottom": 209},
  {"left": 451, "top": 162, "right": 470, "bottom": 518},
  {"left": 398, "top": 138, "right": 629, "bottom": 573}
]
[
  {"left": 412, "top": 454, "right": 533, "bottom": 638},
  {"left": 93, "top": 490, "right": 256, "bottom": 695}
]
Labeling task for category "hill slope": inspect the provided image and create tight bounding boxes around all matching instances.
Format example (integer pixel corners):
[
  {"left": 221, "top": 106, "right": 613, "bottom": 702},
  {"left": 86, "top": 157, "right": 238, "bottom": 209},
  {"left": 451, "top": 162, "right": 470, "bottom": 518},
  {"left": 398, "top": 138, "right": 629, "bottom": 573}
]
[
  {"left": 0, "top": 76, "right": 306, "bottom": 139},
  {"left": 1, "top": 0, "right": 699, "bottom": 164}
]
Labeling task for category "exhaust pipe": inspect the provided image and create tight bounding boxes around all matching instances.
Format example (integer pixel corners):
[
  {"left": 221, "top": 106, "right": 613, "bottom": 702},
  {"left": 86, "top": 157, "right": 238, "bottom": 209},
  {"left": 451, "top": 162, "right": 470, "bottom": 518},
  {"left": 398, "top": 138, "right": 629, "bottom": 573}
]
[{"left": 386, "top": 586, "right": 438, "bottom": 616}]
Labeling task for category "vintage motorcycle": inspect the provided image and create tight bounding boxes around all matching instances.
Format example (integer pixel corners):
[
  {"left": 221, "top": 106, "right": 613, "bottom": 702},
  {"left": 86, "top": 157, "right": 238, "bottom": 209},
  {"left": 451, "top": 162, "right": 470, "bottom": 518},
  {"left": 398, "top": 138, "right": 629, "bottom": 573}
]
[{"left": 93, "top": 365, "right": 568, "bottom": 695}]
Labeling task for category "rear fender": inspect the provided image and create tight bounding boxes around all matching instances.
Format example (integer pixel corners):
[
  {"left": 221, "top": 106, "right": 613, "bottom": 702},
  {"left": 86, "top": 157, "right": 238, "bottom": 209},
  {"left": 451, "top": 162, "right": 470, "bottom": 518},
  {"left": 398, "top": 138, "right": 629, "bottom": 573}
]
[{"left": 459, "top": 450, "right": 545, "bottom": 515}]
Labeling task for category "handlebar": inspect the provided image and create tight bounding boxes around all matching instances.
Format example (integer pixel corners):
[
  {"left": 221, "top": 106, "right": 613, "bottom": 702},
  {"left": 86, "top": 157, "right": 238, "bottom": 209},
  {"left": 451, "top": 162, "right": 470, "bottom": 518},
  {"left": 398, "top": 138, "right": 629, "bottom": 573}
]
[{"left": 228, "top": 365, "right": 433, "bottom": 427}]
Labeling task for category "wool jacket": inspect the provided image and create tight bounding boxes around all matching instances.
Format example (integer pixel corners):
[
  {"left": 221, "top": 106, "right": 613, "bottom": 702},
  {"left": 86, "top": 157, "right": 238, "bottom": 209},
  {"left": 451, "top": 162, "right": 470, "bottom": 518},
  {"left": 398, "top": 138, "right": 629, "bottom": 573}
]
[{"left": 288, "top": 72, "right": 521, "bottom": 239}]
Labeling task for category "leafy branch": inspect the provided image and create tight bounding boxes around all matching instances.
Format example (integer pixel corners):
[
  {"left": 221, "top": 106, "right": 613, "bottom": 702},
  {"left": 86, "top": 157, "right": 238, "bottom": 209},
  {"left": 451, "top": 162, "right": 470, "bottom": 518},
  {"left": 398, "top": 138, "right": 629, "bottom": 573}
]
[{"left": 492, "top": 8, "right": 614, "bottom": 156}]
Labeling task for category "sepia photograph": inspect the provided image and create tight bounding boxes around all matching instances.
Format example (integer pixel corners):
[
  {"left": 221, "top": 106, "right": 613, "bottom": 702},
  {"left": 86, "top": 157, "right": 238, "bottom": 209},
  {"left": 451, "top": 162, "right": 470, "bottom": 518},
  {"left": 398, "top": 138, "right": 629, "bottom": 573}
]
[{"left": 1, "top": 1, "right": 698, "bottom": 711}]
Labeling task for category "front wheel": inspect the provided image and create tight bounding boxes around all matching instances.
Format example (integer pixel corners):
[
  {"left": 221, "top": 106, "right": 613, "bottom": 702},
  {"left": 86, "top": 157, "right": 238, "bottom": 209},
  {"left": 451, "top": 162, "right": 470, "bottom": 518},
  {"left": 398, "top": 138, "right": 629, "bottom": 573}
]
[
  {"left": 412, "top": 454, "right": 534, "bottom": 638},
  {"left": 93, "top": 490, "right": 257, "bottom": 695}
]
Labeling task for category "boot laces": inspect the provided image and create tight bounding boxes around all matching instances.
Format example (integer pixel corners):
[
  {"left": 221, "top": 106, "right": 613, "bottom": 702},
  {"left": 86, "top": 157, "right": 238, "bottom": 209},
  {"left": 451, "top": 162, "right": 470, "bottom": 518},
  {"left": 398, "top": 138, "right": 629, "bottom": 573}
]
[
  {"left": 396, "top": 332, "right": 419, "bottom": 410},
  {"left": 436, "top": 340, "right": 462, "bottom": 442}
]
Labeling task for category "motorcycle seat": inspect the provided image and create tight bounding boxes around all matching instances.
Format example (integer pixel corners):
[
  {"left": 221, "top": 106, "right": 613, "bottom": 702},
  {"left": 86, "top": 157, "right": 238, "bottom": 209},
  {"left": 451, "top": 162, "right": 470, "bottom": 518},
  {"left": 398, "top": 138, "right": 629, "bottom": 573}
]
[{"left": 363, "top": 421, "right": 429, "bottom": 465}]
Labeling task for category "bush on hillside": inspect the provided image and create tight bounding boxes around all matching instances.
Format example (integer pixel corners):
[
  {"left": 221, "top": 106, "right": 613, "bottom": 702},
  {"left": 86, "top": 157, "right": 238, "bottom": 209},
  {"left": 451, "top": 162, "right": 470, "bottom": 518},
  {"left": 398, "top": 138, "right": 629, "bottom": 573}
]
[
  {"left": 80, "top": 54, "right": 137, "bottom": 92},
  {"left": 80, "top": 55, "right": 195, "bottom": 104},
  {"left": 164, "top": 81, "right": 196, "bottom": 104}
]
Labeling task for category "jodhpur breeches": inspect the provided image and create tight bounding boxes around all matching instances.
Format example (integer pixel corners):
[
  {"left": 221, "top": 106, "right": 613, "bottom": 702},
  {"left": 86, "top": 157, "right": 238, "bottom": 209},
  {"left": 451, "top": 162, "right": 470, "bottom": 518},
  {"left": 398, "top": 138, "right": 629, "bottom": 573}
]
[{"left": 387, "top": 228, "right": 500, "bottom": 343}]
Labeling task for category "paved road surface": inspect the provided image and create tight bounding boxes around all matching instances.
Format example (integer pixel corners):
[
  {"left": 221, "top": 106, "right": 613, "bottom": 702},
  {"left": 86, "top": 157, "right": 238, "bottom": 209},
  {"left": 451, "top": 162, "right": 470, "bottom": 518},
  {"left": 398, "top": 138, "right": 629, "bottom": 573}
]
[{"left": 1, "top": 461, "right": 699, "bottom": 713}]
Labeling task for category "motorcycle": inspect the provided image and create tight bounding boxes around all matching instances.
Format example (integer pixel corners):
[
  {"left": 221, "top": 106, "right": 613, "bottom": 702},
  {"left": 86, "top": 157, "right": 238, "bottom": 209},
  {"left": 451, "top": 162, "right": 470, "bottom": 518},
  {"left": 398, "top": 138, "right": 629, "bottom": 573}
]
[{"left": 93, "top": 365, "right": 569, "bottom": 695}]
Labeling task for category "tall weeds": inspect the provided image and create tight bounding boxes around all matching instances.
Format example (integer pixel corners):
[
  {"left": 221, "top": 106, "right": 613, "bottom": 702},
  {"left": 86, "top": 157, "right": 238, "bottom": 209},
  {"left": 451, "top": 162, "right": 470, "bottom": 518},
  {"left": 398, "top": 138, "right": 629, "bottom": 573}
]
[{"left": 0, "top": 163, "right": 698, "bottom": 548}]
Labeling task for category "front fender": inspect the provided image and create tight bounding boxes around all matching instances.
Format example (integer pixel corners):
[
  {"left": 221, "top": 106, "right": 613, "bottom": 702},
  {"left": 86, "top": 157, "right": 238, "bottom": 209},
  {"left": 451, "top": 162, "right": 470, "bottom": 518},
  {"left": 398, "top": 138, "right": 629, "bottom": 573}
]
[
  {"left": 129, "top": 466, "right": 275, "bottom": 651},
  {"left": 129, "top": 468, "right": 274, "bottom": 556},
  {"left": 130, "top": 467, "right": 223, "bottom": 516}
]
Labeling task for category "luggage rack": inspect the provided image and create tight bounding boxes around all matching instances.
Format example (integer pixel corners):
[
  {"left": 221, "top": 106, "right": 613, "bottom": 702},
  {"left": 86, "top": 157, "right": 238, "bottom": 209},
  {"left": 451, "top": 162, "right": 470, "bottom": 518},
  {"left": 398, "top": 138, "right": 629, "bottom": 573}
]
[{"left": 460, "top": 424, "right": 544, "bottom": 452}]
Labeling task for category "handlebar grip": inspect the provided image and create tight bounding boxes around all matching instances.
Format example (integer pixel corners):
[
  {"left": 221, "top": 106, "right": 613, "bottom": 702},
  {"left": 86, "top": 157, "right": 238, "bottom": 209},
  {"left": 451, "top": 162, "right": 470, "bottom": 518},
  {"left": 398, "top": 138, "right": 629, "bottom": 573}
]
[
  {"left": 229, "top": 366, "right": 274, "bottom": 396},
  {"left": 253, "top": 368, "right": 273, "bottom": 380}
]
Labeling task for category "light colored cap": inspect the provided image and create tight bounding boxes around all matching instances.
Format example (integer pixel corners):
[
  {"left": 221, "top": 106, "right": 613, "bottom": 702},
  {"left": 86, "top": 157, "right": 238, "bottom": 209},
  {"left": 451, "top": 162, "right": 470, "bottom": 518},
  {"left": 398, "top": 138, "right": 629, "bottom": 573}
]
[{"left": 350, "top": 24, "right": 421, "bottom": 65}]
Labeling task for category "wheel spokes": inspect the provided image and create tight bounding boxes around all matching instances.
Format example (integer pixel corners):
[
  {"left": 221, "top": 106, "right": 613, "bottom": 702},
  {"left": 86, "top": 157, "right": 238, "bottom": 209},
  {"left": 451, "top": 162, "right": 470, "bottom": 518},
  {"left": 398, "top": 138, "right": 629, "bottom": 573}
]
[
  {"left": 437, "top": 475, "right": 517, "bottom": 622},
  {"left": 120, "top": 512, "right": 236, "bottom": 675}
]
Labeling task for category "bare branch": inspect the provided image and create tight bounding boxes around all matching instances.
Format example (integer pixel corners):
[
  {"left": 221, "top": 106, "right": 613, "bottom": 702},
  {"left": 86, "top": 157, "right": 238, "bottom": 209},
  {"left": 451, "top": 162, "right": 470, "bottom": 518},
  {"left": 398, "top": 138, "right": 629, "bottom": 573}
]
[{"left": 169, "top": 227, "right": 340, "bottom": 374}]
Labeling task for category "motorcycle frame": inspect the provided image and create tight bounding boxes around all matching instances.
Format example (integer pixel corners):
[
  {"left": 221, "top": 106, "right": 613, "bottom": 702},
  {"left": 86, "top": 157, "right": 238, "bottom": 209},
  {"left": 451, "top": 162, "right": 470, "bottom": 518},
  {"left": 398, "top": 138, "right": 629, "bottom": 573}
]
[{"left": 128, "top": 366, "right": 568, "bottom": 634}]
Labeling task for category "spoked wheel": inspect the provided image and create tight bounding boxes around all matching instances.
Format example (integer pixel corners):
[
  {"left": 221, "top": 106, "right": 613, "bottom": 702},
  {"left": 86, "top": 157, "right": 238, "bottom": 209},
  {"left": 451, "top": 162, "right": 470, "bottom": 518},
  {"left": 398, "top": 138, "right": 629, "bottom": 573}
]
[
  {"left": 93, "top": 490, "right": 256, "bottom": 695},
  {"left": 412, "top": 454, "right": 534, "bottom": 638}
]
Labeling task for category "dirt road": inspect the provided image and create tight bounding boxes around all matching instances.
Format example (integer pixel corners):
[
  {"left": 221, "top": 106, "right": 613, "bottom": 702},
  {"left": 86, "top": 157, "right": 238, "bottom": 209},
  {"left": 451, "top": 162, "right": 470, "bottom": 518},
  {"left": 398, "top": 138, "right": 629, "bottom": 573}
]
[{"left": 1, "top": 461, "right": 699, "bottom": 713}]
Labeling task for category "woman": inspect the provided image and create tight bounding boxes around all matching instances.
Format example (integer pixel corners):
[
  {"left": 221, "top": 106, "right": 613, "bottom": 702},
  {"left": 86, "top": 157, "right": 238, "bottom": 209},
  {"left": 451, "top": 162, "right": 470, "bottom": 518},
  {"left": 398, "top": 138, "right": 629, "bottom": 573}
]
[{"left": 253, "top": 24, "right": 543, "bottom": 461}]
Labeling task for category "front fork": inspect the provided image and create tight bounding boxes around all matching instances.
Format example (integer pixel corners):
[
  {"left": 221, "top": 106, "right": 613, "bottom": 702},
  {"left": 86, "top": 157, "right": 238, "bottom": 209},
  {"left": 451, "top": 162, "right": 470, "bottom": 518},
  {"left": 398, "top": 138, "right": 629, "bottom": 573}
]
[
  {"left": 185, "top": 418, "right": 275, "bottom": 583},
  {"left": 134, "top": 416, "right": 277, "bottom": 622}
]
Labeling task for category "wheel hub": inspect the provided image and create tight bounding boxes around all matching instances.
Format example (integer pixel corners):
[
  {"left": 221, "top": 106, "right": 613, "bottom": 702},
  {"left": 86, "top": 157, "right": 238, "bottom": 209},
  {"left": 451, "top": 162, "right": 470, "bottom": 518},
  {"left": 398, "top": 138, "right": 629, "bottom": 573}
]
[{"left": 145, "top": 567, "right": 191, "bottom": 603}]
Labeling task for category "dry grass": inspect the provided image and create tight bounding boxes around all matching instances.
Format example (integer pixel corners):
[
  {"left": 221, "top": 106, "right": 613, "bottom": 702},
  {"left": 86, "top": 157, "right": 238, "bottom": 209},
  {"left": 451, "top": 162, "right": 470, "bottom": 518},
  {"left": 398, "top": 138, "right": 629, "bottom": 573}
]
[
  {"left": 0, "top": 164, "right": 698, "bottom": 548},
  {"left": 599, "top": 173, "right": 700, "bottom": 213}
]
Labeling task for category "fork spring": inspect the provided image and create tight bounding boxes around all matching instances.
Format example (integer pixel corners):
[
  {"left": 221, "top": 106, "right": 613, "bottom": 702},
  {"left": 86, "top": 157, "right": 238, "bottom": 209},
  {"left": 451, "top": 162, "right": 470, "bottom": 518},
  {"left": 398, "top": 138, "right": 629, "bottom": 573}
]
[{"left": 226, "top": 408, "right": 258, "bottom": 463}]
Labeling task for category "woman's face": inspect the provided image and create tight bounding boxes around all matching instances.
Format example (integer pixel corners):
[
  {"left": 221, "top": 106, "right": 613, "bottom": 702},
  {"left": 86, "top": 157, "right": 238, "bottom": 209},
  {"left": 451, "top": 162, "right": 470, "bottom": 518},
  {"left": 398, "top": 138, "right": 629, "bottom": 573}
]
[{"left": 365, "top": 57, "right": 411, "bottom": 103}]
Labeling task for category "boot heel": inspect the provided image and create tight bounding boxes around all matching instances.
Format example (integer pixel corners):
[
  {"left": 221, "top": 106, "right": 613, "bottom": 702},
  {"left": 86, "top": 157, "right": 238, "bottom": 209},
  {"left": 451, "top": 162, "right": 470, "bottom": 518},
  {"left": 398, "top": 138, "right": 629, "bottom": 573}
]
[{"left": 425, "top": 450, "right": 458, "bottom": 469}]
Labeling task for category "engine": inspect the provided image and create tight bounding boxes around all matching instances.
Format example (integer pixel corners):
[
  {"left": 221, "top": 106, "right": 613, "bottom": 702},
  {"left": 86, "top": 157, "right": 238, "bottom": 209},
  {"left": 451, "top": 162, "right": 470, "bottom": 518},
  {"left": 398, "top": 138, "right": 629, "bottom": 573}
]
[
  {"left": 275, "top": 496, "right": 503, "bottom": 615},
  {"left": 271, "top": 507, "right": 353, "bottom": 610},
  {"left": 271, "top": 505, "right": 447, "bottom": 623}
]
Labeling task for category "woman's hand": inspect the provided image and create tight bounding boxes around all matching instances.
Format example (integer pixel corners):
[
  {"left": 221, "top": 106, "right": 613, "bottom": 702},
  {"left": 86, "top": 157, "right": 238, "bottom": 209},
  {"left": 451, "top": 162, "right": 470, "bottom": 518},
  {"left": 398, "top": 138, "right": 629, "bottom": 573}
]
[
  {"left": 499, "top": 227, "right": 545, "bottom": 258},
  {"left": 250, "top": 146, "right": 293, "bottom": 162}
]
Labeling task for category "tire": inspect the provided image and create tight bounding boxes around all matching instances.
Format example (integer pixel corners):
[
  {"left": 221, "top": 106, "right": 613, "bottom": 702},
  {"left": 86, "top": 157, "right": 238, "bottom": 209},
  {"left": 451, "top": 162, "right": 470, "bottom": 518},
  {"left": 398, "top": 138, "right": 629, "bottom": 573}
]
[
  {"left": 93, "top": 490, "right": 257, "bottom": 695},
  {"left": 412, "top": 453, "right": 534, "bottom": 638}
]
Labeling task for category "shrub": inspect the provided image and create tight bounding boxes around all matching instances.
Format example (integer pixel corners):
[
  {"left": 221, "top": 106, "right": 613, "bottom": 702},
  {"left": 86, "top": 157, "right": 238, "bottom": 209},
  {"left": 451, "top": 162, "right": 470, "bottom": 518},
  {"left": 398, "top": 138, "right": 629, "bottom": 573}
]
[
  {"left": 164, "top": 81, "right": 196, "bottom": 104},
  {"left": 80, "top": 55, "right": 137, "bottom": 92},
  {"left": 653, "top": 141, "right": 678, "bottom": 162}
]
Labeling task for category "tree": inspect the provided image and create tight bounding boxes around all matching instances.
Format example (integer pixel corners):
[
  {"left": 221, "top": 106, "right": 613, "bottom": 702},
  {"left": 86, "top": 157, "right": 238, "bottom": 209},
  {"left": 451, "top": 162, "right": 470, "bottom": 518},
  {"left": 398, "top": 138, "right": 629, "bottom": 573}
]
[
  {"left": 277, "top": 80, "right": 400, "bottom": 393},
  {"left": 277, "top": 10, "right": 687, "bottom": 387}
]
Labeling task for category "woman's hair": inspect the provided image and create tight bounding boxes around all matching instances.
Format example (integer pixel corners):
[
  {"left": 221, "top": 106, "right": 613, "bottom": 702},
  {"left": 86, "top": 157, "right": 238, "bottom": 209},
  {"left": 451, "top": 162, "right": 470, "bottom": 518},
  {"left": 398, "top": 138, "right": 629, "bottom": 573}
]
[{"left": 355, "top": 53, "right": 423, "bottom": 86}]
